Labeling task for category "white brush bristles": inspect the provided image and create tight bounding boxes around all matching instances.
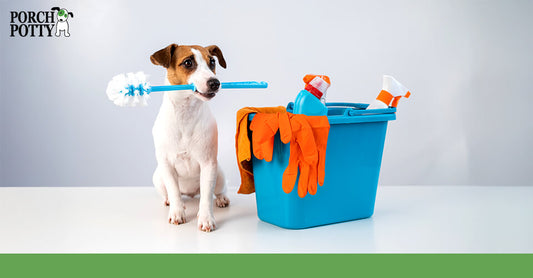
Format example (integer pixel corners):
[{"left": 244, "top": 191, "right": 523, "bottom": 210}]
[{"left": 106, "top": 71, "right": 152, "bottom": 107}]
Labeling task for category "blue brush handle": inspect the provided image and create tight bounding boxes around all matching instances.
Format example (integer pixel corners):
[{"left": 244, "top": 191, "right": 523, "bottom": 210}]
[
  {"left": 150, "top": 84, "right": 196, "bottom": 92},
  {"left": 221, "top": 81, "right": 268, "bottom": 89},
  {"left": 149, "top": 81, "right": 267, "bottom": 93}
]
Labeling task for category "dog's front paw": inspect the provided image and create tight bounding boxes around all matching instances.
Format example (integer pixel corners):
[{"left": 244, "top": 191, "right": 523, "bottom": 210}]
[
  {"left": 215, "top": 194, "right": 230, "bottom": 208},
  {"left": 168, "top": 205, "right": 186, "bottom": 225},
  {"left": 197, "top": 212, "right": 216, "bottom": 232}
]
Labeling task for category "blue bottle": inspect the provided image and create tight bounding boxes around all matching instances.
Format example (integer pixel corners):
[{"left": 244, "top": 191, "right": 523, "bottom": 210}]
[{"left": 293, "top": 75, "right": 330, "bottom": 116}]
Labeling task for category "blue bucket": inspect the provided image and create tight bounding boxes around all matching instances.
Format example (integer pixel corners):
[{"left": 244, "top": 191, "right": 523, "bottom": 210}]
[{"left": 249, "top": 102, "right": 396, "bottom": 229}]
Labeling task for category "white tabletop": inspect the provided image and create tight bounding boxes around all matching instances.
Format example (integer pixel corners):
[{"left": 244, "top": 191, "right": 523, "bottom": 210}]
[{"left": 0, "top": 186, "right": 531, "bottom": 253}]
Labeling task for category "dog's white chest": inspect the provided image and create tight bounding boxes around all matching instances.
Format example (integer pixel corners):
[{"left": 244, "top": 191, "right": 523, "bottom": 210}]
[
  {"left": 153, "top": 94, "right": 216, "bottom": 179},
  {"left": 156, "top": 122, "right": 200, "bottom": 175},
  {"left": 173, "top": 151, "right": 200, "bottom": 178}
]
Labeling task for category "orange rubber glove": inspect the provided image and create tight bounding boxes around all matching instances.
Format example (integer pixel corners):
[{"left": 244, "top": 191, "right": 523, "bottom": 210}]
[
  {"left": 282, "top": 114, "right": 330, "bottom": 197},
  {"left": 251, "top": 112, "right": 330, "bottom": 198},
  {"left": 250, "top": 112, "right": 291, "bottom": 162},
  {"left": 282, "top": 114, "right": 319, "bottom": 198},
  {"left": 307, "top": 116, "right": 330, "bottom": 195}
]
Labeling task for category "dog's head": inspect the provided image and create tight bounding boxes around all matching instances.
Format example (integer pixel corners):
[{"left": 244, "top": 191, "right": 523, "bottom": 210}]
[
  {"left": 51, "top": 7, "right": 73, "bottom": 22},
  {"left": 150, "top": 44, "right": 226, "bottom": 101}
]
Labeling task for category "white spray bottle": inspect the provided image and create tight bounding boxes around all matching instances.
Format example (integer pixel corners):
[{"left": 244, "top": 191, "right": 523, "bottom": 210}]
[{"left": 367, "top": 75, "right": 411, "bottom": 109}]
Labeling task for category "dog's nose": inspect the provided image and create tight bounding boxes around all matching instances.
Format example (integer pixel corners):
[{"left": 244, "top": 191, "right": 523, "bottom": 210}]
[{"left": 207, "top": 78, "right": 220, "bottom": 91}]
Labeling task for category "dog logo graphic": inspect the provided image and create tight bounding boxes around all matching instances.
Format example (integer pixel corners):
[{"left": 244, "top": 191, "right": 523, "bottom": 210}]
[{"left": 51, "top": 7, "right": 73, "bottom": 37}]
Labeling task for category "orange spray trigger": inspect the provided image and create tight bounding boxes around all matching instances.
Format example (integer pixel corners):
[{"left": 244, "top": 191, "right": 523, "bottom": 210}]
[{"left": 390, "top": 91, "right": 411, "bottom": 107}]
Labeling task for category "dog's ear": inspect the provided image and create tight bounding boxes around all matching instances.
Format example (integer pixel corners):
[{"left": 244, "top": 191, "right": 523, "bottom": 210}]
[
  {"left": 206, "top": 45, "right": 226, "bottom": 69},
  {"left": 150, "top": 44, "right": 178, "bottom": 68},
  {"left": 51, "top": 7, "right": 60, "bottom": 12},
  {"left": 68, "top": 12, "right": 74, "bottom": 18}
]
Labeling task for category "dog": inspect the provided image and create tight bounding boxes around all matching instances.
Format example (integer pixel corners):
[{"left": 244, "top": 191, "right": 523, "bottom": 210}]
[
  {"left": 51, "top": 7, "right": 73, "bottom": 37},
  {"left": 150, "top": 44, "right": 230, "bottom": 232}
]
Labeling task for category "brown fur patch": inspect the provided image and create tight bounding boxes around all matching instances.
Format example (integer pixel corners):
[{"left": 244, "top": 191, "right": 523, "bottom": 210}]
[{"left": 150, "top": 44, "right": 226, "bottom": 86}]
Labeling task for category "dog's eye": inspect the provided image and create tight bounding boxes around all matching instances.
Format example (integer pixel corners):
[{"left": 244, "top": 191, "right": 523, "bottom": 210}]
[
  {"left": 183, "top": 59, "right": 193, "bottom": 68},
  {"left": 209, "top": 58, "right": 216, "bottom": 68}
]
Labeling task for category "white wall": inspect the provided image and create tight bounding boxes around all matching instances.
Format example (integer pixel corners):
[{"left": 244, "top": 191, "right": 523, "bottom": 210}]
[{"left": 1, "top": 0, "right": 532, "bottom": 187}]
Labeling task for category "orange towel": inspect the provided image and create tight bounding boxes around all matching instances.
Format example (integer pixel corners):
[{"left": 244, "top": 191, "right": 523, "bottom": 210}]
[{"left": 235, "top": 106, "right": 286, "bottom": 194}]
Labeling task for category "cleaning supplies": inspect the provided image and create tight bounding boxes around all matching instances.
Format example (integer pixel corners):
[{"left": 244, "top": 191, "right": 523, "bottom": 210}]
[
  {"left": 366, "top": 75, "right": 411, "bottom": 109},
  {"left": 106, "top": 71, "right": 268, "bottom": 107},
  {"left": 293, "top": 75, "right": 330, "bottom": 116}
]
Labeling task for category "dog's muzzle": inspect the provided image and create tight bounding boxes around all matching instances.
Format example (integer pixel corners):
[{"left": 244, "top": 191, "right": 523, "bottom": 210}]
[
  {"left": 195, "top": 78, "right": 220, "bottom": 99},
  {"left": 207, "top": 78, "right": 220, "bottom": 92}
]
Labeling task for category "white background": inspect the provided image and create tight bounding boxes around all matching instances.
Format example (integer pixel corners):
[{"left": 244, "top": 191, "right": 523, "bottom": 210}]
[{"left": 1, "top": 0, "right": 532, "bottom": 187}]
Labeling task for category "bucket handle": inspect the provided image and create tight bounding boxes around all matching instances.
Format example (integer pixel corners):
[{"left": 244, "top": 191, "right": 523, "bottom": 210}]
[
  {"left": 327, "top": 102, "right": 396, "bottom": 116},
  {"left": 286, "top": 102, "right": 396, "bottom": 116}
]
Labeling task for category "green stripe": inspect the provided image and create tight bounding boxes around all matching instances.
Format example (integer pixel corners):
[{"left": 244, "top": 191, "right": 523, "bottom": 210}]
[{"left": 0, "top": 254, "right": 531, "bottom": 277}]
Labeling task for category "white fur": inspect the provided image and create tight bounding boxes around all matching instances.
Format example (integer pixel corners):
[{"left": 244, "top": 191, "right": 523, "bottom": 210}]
[
  {"left": 152, "top": 50, "right": 229, "bottom": 232},
  {"left": 189, "top": 49, "right": 216, "bottom": 94}
]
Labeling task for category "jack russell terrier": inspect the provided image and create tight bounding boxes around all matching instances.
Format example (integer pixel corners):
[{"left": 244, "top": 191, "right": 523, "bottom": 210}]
[{"left": 150, "top": 44, "right": 230, "bottom": 232}]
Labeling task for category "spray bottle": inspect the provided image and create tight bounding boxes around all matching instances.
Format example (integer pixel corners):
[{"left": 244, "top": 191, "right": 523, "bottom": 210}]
[
  {"left": 293, "top": 75, "right": 331, "bottom": 116},
  {"left": 367, "top": 75, "right": 411, "bottom": 109}
]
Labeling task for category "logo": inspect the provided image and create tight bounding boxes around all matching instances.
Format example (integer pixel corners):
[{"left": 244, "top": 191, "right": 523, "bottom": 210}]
[{"left": 9, "top": 7, "right": 74, "bottom": 37}]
